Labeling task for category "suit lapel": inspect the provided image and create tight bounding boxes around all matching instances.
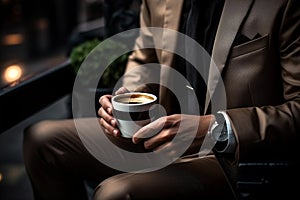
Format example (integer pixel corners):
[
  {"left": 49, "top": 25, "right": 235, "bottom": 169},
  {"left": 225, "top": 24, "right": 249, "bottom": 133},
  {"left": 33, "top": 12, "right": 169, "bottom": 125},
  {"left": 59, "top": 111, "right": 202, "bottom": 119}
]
[{"left": 204, "top": 0, "right": 254, "bottom": 114}]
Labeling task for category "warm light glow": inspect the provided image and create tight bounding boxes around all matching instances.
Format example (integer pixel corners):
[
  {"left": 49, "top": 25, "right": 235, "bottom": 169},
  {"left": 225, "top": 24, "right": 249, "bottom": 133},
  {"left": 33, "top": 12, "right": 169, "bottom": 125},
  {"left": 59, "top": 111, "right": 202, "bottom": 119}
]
[
  {"left": 0, "top": 173, "right": 3, "bottom": 183},
  {"left": 3, "top": 65, "right": 23, "bottom": 83},
  {"left": 1, "top": 0, "right": 10, "bottom": 4},
  {"left": 35, "top": 19, "right": 48, "bottom": 30},
  {"left": 2, "top": 33, "right": 24, "bottom": 46}
]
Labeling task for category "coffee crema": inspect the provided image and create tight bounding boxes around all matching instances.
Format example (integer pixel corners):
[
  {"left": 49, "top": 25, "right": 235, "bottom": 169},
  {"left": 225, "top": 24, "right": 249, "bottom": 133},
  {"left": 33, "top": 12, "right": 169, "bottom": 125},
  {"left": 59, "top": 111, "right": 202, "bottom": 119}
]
[{"left": 115, "top": 94, "right": 154, "bottom": 104}]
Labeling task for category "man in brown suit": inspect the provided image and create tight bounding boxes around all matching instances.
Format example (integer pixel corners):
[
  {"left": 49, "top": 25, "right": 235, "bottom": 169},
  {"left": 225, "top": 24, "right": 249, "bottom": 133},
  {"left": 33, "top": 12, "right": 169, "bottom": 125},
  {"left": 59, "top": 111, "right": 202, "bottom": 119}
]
[{"left": 23, "top": 0, "right": 300, "bottom": 199}]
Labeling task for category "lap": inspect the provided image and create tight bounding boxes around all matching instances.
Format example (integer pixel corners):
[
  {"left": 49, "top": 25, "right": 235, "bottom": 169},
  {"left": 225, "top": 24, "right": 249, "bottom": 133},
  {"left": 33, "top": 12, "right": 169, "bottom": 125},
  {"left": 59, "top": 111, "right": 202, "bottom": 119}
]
[
  {"left": 95, "top": 155, "right": 236, "bottom": 200},
  {"left": 24, "top": 119, "right": 236, "bottom": 199}
]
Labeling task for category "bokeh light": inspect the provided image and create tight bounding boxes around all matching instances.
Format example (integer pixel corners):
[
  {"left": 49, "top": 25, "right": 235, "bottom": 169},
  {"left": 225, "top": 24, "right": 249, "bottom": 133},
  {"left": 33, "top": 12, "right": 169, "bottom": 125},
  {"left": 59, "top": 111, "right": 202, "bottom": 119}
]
[
  {"left": 3, "top": 64, "right": 23, "bottom": 83},
  {"left": 2, "top": 33, "right": 24, "bottom": 46}
]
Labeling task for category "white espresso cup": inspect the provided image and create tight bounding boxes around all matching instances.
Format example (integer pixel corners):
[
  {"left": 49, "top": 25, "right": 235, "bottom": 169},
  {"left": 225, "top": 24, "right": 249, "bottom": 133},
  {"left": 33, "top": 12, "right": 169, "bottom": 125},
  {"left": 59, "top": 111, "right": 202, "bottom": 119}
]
[{"left": 112, "top": 92, "right": 157, "bottom": 138}]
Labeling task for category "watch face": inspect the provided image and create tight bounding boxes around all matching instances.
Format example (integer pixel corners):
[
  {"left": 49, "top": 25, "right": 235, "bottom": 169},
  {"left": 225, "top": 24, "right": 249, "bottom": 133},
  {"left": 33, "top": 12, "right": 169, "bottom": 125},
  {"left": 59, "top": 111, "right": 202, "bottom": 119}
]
[
  {"left": 218, "top": 129, "right": 228, "bottom": 142},
  {"left": 212, "top": 124, "right": 228, "bottom": 142}
]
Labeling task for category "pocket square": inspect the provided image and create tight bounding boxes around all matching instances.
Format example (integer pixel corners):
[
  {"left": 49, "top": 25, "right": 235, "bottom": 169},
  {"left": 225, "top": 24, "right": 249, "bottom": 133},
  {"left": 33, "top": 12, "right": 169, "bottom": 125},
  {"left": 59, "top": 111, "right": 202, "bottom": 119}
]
[
  {"left": 233, "top": 33, "right": 262, "bottom": 46},
  {"left": 253, "top": 33, "right": 262, "bottom": 40}
]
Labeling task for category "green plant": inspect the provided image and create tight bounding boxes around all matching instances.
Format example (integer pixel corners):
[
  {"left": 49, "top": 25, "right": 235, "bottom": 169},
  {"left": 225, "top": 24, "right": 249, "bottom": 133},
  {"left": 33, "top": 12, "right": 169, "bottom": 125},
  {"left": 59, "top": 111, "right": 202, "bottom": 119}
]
[{"left": 70, "top": 38, "right": 129, "bottom": 88}]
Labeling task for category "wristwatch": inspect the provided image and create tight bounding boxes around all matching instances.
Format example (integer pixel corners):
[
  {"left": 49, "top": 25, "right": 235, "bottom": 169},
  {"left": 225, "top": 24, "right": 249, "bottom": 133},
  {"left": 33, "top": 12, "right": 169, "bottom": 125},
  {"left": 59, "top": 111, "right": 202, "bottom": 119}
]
[{"left": 211, "top": 113, "right": 228, "bottom": 151}]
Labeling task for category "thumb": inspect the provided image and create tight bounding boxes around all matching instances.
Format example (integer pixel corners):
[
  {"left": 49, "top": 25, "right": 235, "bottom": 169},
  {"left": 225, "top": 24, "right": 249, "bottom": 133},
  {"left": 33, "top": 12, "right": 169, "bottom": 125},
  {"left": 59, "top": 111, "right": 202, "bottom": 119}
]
[{"left": 115, "top": 87, "right": 130, "bottom": 95}]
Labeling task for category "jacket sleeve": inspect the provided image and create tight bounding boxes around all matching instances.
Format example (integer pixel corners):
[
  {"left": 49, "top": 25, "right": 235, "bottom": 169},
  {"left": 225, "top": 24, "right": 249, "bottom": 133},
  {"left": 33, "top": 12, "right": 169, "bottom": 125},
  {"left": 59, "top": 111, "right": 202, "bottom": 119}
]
[{"left": 121, "top": 0, "right": 160, "bottom": 95}]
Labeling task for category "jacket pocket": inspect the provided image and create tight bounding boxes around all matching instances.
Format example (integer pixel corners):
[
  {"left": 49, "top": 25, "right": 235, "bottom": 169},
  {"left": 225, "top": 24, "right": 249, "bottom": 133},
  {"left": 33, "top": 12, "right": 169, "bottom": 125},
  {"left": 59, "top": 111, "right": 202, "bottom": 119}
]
[{"left": 230, "top": 34, "right": 270, "bottom": 58}]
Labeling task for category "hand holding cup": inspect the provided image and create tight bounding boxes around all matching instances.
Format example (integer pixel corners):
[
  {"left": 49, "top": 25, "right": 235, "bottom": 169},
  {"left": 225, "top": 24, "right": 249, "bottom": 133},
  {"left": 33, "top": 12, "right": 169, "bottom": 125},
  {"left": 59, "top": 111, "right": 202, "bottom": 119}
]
[{"left": 111, "top": 92, "right": 157, "bottom": 138}]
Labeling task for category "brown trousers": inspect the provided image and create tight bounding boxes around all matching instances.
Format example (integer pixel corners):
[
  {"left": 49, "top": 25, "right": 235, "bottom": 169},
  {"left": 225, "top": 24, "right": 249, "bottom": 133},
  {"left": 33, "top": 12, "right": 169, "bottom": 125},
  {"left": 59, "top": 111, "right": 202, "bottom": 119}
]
[{"left": 23, "top": 119, "right": 236, "bottom": 200}]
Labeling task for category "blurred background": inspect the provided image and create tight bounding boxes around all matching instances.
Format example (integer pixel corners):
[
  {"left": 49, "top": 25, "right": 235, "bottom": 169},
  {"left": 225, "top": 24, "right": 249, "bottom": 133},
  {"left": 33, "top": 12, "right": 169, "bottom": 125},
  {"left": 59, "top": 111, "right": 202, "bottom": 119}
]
[
  {"left": 0, "top": 0, "right": 103, "bottom": 88},
  {"left": 0, "top": 0, "right": 141, "bottom": 199}
]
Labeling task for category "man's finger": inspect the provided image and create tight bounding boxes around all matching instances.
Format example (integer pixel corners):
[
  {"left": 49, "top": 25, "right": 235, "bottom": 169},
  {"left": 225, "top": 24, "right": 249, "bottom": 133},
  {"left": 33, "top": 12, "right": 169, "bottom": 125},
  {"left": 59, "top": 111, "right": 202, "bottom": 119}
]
[
  {"left": 144, "top": 129, "right": 174, "bottom": 149},
  {"left": 99, "top": 118, "right": 120, "bottom": 136},
  {"left": 132, "top": 117, "right": 166, "bottom": 144},
  {"left": 98, "top": 107, "right": 117, "bottom": 127},
  {"left": 115, "top": 87, "right": 129, "bottom": 95},
  {"left": 99, "top": 95, "right": 113, "bottom": 114}
]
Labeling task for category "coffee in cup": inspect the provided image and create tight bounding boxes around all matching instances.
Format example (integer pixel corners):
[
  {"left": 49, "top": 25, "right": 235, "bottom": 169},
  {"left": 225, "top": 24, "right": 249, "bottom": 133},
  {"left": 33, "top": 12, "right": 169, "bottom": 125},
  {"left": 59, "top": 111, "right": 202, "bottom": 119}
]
[{"left": 112, "top": 92, "right": 157, "bottom": 138}]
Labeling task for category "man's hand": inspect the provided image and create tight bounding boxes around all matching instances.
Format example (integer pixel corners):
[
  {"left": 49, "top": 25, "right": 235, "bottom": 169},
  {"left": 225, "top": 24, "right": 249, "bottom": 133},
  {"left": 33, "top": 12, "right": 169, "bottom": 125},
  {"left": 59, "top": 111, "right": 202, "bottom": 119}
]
[
  {"left": 98, "top": 87, "right": 129, "bottom": 136},
  {"left": 132, "top": 114, "right": 214, "bottom": 153}
]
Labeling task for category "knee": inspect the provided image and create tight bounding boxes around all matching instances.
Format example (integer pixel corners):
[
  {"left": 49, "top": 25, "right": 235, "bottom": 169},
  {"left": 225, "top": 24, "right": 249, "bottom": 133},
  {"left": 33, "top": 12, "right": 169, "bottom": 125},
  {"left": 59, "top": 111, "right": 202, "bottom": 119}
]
[
  {"left": 24, "top": 120, "right": 53, "bottom": 148},
  {"left": 94, "top": 174, "right": 135, "bottom": 200},
  {"left": 23, "top": 120, "right": 59, "bottom": 163}
]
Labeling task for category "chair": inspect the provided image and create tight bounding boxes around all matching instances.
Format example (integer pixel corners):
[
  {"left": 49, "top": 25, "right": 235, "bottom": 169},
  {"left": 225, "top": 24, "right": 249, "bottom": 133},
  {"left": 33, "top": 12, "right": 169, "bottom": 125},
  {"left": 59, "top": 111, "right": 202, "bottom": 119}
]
[{"left": 236, "top": 161, "right": 299, "bottom": 199}]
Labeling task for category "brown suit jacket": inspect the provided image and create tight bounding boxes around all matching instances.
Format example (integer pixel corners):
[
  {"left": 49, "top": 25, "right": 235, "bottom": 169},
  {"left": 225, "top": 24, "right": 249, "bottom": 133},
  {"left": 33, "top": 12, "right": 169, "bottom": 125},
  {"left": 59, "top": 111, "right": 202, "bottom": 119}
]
[{"left": 122, "top": 0, "right": 300, "bottom": 164}]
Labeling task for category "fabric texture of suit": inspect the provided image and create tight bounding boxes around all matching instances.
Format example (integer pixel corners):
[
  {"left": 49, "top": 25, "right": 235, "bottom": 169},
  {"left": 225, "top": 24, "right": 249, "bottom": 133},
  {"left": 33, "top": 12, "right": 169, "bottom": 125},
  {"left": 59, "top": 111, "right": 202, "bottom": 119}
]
[{"left": 122, "top": 0, "right": 300, "bottom": 166}]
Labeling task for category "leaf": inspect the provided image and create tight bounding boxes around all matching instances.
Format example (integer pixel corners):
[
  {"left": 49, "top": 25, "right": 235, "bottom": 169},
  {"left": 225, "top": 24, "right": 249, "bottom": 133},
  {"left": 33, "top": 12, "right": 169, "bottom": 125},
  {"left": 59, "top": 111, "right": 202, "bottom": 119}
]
[{"left": 70, "top": 38, "right": 129, "bottom": 88}]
